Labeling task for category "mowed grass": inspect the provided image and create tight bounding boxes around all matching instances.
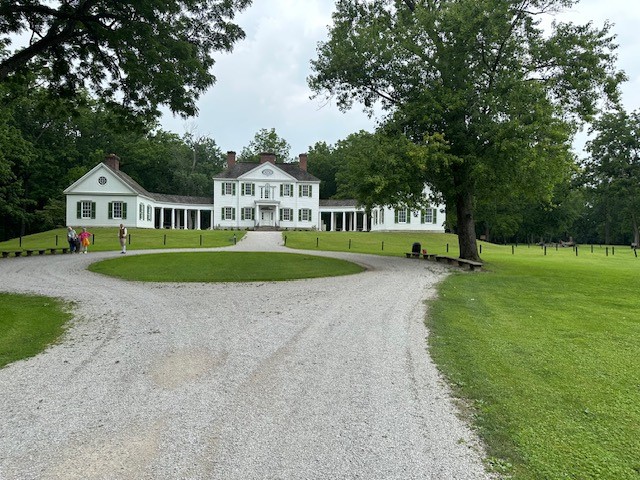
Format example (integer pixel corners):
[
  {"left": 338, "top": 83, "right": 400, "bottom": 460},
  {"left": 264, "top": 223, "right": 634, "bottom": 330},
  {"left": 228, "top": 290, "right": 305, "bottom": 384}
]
[
  {"left": 0, "top": 293, "right": 71, "bottom": 369},
  {"left": 428, "top": 245, "right": 640, "bottom": 479},
  {"left": 89, "top": 251, "right": 365, "bottom": 282},
  {"left": 0, "top": 227, "right": 244, "bottom": 252}
]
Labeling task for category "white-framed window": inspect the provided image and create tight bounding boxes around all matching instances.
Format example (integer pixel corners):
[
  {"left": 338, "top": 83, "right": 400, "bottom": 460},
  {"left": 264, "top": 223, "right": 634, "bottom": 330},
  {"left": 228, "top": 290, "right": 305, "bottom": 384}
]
[
  {"left": 109, "top": 201, "right": 127, "bottom": 220},
  {"left": 260, "top": 184, "right": 274, "bottom": 199},
  {"left": 77, "top": 201, "right": 95, "bottom": 219},
  {"left": 222, "top": 182, "right": 236, "bottom": 196},
  {"left": 280, "top": 208, "right": 293, "bottom": 222},
  {"left": 373, "top": 210, "right": 378, "bottom": 225},
  {"left": 242, "top": 183, "right": 255, "bottom": 196},
  {"left": 394, "top": 208, "right": 409, "bottom": 224},
  {"left": 139, "top": 203, "right": 145, "bottom": 220},
  {"left": 147, "top": 205, "right": 152, "bottom": 221},
  {"left": 241, "top": 207, "right": 255, "bottom": 221},
  {"left": 380, "top": 209, "right": 384, "bottom": 224},
  {"left": 221, "top": 207, "right": 236, "bottom": 220},
  {"left": 298, "top": 208, "right": 312, "bottom": 221},
  {"left": 422, "top": 208, "right": 437, "bottom": 224},
  {"left": 280, "top": 184, "right": 293, "bottom": 197},
  {"left": 299, "top": 184, "right": 312, "bottom": 197}
]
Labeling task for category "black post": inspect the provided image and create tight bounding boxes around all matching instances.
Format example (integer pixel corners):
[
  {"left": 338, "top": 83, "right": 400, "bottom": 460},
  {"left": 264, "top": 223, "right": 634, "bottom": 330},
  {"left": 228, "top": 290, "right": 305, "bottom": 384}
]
[
  {"left": 19, "top": 236, "right": 22, "bottom": 247},
  {"left": 512, "top": 245, "right": 515, "bottom": 255},
  {"left": 349, "top": 239, "right": 351, "bottom": 249},
  {"left": 92, "top": 234, "right": 95, "bottom": 244},
  {"left": 233, "top": 234, "right": 237, "bottom": 245},
  {"left": 479, "top": 244, "right": 482, "bottom": 254},
  {"left": 163, "top": 234, "right": 166, "bottom": 246},
  {"left": 591, "top": 244, "right": 594, "bottom": 253},
  {"left": 446, "top": 243, "right": 449, "bottom": 253},
  {"left": 612, "top": 246, "right": 615, "bottom": 256},
  {"left": 316, "top": 237, "right": 319, "bottom": 247},
  {"left": 606, "top": 247, "right": 609, "bottom": 257},
  {"left": 575, "top": 245, "right": 578, "bottom": 256},
  {"left": 200, "top": 234, "right": 202, "bottom": 246},
  {"left": 635, "top": 248, "right": 638, "bottom": 258},
  {"left": 544, "top": 246, "right": 547, "bottom": 256},
  {"left": 381, "top": 241, "right": 384, "bottom": 251},
  {"left": 284, "top": 235, "right": 287, "bottom": 246},
  {"left": 56, "top": 235, "right": 58, "bottom": 246},
  {"left": 128, "top": 233, "right": 131, "bottom": 245}
]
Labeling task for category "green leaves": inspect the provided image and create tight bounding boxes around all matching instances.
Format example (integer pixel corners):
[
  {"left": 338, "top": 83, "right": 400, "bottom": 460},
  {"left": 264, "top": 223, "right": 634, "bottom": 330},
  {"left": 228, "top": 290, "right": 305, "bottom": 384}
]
[{"left": 0, "top": 1, "right": 252, "bottom": 120}]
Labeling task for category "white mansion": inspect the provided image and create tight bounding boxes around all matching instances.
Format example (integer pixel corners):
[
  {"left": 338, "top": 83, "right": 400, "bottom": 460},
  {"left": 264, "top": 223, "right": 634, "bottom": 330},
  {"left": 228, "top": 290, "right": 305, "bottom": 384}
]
[{"left": 64, "top": 153, "right": 445, "bottom": 232}]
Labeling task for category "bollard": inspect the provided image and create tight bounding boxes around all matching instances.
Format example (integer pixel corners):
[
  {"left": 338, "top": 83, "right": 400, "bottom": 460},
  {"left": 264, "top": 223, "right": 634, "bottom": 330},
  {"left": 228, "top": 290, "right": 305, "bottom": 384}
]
[
  {"left": 128, "top": 233, "right": 131, "bottom": 245},
  {"left": 446, "top": 243, "right": 449, "bottom": 253},
  {"left": 92, "top": 233, "right": 95, "bottom": 245},
  {"left": 544, "top": 246, "right": 547, "bottom": 256},
  {"left": 349, "top": 239, "right": 351, "bottom": 249},
  {"left": 512, "top": 245, "right": 515, "bottom": 255},
  {"left": 480, "top": 244, "right": 482, "bottom": 254},
  {"left": 56, "top": 234, "right": 58, "bottom": 246},
  {"left": 606, "top": 247, "right": 609, "bottom": 257},
  {"left": 612, "top": 246, "right": 615, "bottom": 256},
  {"left": 233, "top": 234, "right": 237, "bottom": 245},
  {"left": 200, "top": 234, "right": 202, "bottom": 246},
  {"left": 163, "top": 234, "right": 166, "bottom": 246},
  {"left": 284, "top": 235, "right": 287, "bottom": 246},
  {"left": 316, "top": 237, "right": 319, "bottom": 247},
  {"left": 381, "top": 241, "right": 384, "bottom": 251},
  {"left": 575, "top": 245, "right": 578, "bottom": 256}
]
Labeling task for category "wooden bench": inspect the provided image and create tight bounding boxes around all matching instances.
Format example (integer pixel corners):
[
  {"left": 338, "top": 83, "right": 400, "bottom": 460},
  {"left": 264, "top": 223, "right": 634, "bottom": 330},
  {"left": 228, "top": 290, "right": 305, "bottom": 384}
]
[
  {"left": 435, "top": 255, "right": 483, "bottom": 271},
  {"left": 2, "top": 250, "right": 23, "bottom": 258},
  {"left": 405, "top": 252, "right": 420, "bottom": 258},
  {"left": 422, "top": 253, "right": 437, "bottom": 261}
]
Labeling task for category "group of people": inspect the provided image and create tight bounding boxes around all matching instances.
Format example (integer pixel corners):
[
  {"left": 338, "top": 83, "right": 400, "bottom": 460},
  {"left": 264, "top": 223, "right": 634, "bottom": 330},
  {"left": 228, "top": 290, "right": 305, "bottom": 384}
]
[
  {"left": 66, "top": 224, "right": 128, "bottom": 254},
  {"left": 66, "top": 226, "right": 92, "bottom": 254}
]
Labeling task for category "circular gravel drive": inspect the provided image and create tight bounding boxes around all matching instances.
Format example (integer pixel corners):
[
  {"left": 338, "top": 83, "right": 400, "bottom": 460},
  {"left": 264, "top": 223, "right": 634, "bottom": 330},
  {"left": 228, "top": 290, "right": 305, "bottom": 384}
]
[{"left": 0, "top": 232, "right": 493, "bottom": 479}]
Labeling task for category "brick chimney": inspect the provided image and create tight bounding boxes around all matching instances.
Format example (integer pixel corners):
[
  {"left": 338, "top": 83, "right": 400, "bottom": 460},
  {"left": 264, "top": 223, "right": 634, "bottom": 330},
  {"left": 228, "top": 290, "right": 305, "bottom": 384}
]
[
  {"left": 298, "top": 153, "right": 308, "bottom": 171},
  {"left": 226, "top": 151, "right": 236, "bottom": 169},
  {"left": 259, "top": 152, "right": 276, "bottom": 164},
  {"left": 104, "top": 153, "right": 120, "bottom": 171}
]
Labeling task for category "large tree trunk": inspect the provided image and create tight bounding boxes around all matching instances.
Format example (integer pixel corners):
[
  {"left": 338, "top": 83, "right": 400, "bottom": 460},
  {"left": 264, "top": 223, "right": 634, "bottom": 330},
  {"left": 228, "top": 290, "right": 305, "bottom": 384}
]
[{"left": 453, "top": 165, "right": 480, "bottom": 261}]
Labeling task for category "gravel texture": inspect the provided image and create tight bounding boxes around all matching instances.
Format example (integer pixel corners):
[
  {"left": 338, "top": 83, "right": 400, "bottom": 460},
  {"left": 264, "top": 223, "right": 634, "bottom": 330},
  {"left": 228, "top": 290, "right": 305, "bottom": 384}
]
[{"left": 0, "top": 232, "right": 493, "bottom": 479}]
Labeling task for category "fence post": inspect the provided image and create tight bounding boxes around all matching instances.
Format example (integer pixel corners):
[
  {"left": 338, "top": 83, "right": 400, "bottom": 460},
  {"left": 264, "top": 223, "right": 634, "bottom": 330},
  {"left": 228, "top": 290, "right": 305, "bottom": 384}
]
[
  {"left": 163, "top": 234, "right": 166, "bottom": 246},
  {"left": 381, "top": 241, "right": 384, "bottom": 251},
  {"left": 349, "top": 239, "right": 351, "bottom": 249},
  {"left": 128, "top": 233, "right": 131, "bottom": 245},
  {"left": 544, "top": 246, "right": 547, "bottom": 256},
  {"left": 512, "top": 245, "right": 514, "bottom": 255},
  {"left": 446, "top": 243, "right": 449, "bottom": 253},
  {"left": 284, "top": 235, "right": 287, "bottom": 246},
  {"left": 316, "top": 237, "right": 319, "bottom": 247},
  {"left": 56, "top": 235, "right": 58, "bottom": 246}
]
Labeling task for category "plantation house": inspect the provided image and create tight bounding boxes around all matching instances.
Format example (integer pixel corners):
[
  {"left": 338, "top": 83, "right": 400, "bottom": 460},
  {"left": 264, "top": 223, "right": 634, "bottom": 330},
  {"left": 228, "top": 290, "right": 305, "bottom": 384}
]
[{"left": 64, "top": 153, "right": 445, "bottom": 232}]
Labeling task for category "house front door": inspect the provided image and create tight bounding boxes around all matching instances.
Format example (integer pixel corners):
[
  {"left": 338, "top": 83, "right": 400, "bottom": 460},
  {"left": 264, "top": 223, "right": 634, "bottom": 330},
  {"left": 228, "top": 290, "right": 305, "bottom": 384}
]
[{"left": 261, "top": 208, "right": 275, "bottom": 227}]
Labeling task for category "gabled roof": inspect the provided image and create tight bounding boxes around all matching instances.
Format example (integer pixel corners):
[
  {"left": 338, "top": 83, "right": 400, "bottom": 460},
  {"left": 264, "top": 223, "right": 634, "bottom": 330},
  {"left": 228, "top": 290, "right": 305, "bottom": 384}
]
[
  {"left": 65, "top": 162, "right": 213, "bottom": 206},
  {"left": 214, "top": 162, "right": 320, "bottom": 182},
  {"left": 103, "top": 163, "right": 154, "bottom": 197},
  {"left": 320, "top": 199, "right": 359, "bottom": 207}
]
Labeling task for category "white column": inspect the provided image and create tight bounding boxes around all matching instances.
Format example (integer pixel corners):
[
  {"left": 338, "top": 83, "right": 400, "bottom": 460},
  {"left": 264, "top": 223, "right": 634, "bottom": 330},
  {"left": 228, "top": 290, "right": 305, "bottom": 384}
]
[
  {"left": 331, "top": 212, "right": 335, "bottom": 231},
  {"left": 160, "top": 207, "right": 165, "bottom": 229},
  {"left": 342, "top": 212, "right": 346, "bottom": 231},
  {"left": 170, "top": 209, "right": 175, "bottom": 229},
  {"left": 363, "top": 211, "right": 368, "bottom": 231},
  {"left": 196, "top": 210, "right": 201, "bottom": 230},
  {"left": 183, "top": 209, "right": 188, "bottom": 229}
]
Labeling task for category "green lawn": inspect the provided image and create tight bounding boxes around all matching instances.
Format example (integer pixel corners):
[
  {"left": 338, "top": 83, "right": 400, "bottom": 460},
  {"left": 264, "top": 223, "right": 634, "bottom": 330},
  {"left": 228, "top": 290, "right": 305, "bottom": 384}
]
[
  {"left": 0, "top": 227, "right": 244, "bottom": 252},
  {"left": 89, "top": 251, "right": 365, "bottom": 282},
  {"left": 0, "top": 293, "right": 71, "bottom": 369},
  {"left": 428, "top": 245, "right": 640, "bottom": 479}
]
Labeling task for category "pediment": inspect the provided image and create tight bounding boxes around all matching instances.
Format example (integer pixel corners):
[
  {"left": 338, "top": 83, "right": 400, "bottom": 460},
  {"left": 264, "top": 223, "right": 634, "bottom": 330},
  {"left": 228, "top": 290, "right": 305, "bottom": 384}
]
[
  {"left": 64, "top": 164, "right": 137, "bottom": 195},
  {"left": 238, "top": 163, "right": 297, "bottom": 182}
]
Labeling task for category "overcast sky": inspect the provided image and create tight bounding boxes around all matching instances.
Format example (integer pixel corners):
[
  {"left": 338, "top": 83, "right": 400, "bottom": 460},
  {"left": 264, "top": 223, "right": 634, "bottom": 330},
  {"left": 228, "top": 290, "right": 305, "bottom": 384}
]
[{"left": 159, "top": 0, "right": 640, "bottom": 159}]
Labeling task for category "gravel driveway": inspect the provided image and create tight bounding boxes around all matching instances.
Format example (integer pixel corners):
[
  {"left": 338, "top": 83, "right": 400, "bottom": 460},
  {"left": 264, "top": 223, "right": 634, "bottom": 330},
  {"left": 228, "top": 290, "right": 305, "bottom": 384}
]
[{"left": 0, "top": 232, "right": 492, "bottom": 479}]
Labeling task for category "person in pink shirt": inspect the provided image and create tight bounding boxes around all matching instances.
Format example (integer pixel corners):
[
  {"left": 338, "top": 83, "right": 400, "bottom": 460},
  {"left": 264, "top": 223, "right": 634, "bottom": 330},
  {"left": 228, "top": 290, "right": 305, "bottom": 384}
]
[{"left": 78, "top": 227, "right": 92, "bottom": 254}]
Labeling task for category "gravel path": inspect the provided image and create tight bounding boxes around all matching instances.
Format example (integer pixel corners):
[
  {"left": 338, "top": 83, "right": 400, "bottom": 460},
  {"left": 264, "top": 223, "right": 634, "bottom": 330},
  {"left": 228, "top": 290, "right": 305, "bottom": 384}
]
[{"left": 0, "top": 232, "right": 492, "bottom": 479}]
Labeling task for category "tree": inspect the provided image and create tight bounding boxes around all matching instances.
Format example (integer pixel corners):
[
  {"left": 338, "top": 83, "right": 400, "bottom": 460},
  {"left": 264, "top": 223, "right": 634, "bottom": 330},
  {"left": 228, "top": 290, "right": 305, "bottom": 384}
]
[
  {"left": 307, "top": 141, "right": 340, "bottom": 199},
  {"left": 0, "top": 0, "right": 252, "bottom": 120},
  {"left": 309, "top": 0, "right": 623, "bottom": 260},
  {"left": 238, "top": 128, "right": 291, "bottom": 162},
  {"left": 584, "top": 110, "right": 640, "bottom": 246}
]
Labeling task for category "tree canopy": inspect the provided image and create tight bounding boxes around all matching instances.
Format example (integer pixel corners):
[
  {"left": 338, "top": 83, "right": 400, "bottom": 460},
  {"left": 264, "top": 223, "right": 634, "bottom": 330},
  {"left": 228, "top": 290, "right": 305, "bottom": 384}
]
[
  {"left": 309, "top": 0, "right": 623, "bottom": 260},
  {"left": 0, "top": 0, "right": 252, "bottom": 120},
  {"left": 238, "top": 128, "right": 292, "bottom": 162}
]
